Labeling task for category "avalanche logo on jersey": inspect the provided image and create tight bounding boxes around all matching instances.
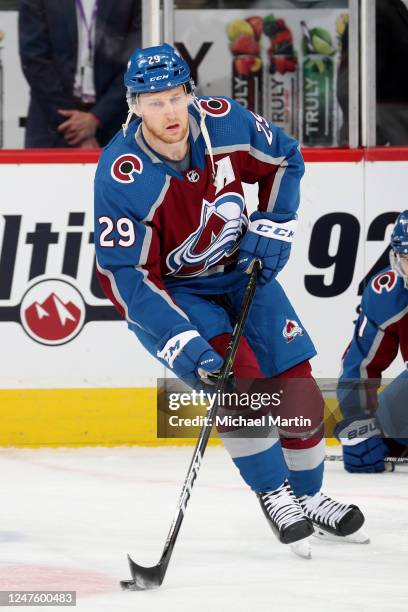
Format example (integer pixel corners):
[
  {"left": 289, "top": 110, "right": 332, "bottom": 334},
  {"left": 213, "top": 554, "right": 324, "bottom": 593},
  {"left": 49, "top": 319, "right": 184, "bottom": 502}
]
[
  {"left": 166, "top": 192, "right": 247, "bottom": 277},
  {"left": 198, "top": 98, "right": 231, "bottom": 117},
  {"left": 283, "top": 319, "right": 303, "bottom": 343},
  {"left": 372, "top": 270, "right": 398, "bottom": 294},
  {"left": 111, "top": 154, "right": 143, "bottom": 183}
]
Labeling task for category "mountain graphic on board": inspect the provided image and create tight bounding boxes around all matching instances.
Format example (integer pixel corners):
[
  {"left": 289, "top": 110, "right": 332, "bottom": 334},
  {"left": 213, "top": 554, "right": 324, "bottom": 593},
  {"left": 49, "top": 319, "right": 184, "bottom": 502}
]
[{"left": 24, "top": 292, "right": 81, "bottom": 341}]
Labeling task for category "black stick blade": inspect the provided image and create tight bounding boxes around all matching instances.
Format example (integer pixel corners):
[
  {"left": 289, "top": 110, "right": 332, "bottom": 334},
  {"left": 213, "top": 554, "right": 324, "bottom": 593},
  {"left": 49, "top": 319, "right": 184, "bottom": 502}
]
[{"left": 120, "top": 554, "right": 164, "bottom": 591}]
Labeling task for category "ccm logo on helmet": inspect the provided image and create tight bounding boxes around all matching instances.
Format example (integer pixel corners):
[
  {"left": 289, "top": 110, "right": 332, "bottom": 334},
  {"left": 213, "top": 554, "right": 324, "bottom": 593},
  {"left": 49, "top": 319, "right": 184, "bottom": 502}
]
[
  {"left": 199, "top": 98, "right": 231, "bottom": 117},
  {"left": 111, "top": 154, "right": 143, "bottom": 184},
  {"left": 372, "top": 270, "right": 397, "bottom": 294},
  {"left": 150, "top": 75, "right": 169, "bottom": 81}
]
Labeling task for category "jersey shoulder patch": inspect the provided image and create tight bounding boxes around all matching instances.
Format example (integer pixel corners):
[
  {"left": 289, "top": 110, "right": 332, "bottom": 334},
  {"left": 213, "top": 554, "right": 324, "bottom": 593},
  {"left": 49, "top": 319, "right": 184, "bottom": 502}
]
[
  {"left": 194, "top": 96, "right": 252, "bottom": 149},
  {"left": 110, "top": 153, "right": 143, "bottom": 184},
  {"left": 362, "top": 267, "right": 407, "bottom": 326},
  {"left": 197, "top": 96, "right": 232, "bottom": 117},
  {"left": 95, "top": 135, "right": 168, "bottom": 221},
  {"left": 371, "top": 269, "right": 398, "bottom": 295}
]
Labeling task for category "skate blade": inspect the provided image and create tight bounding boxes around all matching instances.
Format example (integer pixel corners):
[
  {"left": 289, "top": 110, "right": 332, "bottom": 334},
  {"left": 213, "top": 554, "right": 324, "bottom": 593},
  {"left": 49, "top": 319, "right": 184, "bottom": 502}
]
[
  {"left": 290, "top": 537, "right": 312, "bottom": 559},
  {"left": 313, "top": 527, "right": 370, "bottom": 544}
]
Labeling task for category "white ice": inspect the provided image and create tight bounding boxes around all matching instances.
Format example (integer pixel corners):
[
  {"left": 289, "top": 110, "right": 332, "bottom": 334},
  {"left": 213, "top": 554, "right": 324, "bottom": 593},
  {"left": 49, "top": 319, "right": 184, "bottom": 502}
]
[{"left": 0, "top": 446, "right": 406, "bottom": 611}]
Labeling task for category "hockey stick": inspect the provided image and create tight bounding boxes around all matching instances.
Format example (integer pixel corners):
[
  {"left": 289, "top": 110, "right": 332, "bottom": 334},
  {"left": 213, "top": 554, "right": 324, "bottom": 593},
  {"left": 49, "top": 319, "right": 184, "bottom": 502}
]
[
  {"left": 121, "top": 261, "right": 261, "bottom": 592},
  {"left": 326, "top": 453, "right": 408, "bottom": 467}
]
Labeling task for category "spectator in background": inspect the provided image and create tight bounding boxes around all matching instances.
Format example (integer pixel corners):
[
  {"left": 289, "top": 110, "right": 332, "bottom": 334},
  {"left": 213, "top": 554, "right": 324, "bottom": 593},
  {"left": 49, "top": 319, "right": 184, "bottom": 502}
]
[
  {"left": 376, "top": 0, "right": 408, "bottom": 145},
  {"left": 19, "top": 0, "right": 141, "bottom": 148}
]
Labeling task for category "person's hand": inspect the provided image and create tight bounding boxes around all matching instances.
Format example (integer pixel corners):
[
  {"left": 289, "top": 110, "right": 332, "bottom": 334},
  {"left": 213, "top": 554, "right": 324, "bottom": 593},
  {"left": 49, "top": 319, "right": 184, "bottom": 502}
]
[
  {"left": 157, "top": 332, "right": 223, "bottom": 384},
  {"left": 80, "top": 136, "right": 100, "bottom": 149},
  {"left": 57, "top": 110, "right": 100, "bottom": 146},
  {"left": 237, "top": 212, "right": 296, "bottom": 285},
  {"left": 335, "top": 416, "right": 390, "bottom": 473}
]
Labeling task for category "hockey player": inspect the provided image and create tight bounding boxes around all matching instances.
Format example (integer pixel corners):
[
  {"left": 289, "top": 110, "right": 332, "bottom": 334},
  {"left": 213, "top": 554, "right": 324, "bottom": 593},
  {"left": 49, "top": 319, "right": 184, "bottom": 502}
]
[
  {"left": 337, "top": 211, "right": 408, "bottom": 472},
  {"left": 94, "top": 44, "right": 366, "bottom": 555}
]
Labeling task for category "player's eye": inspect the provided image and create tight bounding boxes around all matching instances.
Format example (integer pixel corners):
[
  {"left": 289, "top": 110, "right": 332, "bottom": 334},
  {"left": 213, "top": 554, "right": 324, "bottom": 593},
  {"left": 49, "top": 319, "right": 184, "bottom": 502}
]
[{"left": 148, "top": 101, "right": 164, "bottom": 109}]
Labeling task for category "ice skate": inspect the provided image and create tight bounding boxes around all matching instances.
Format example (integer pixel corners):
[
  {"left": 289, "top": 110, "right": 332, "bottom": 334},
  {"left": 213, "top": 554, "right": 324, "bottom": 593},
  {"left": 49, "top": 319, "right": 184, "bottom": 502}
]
[
  {"left": 298, "top": 491, "right": 369, "bottom": 544},
  {"left": 258, "top": 480, "right": 314, "bottom": 557}
]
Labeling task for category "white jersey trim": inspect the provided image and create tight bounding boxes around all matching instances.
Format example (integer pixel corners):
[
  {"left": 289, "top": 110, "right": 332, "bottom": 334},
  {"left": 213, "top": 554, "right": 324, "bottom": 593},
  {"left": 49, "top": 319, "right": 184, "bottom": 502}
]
[
  {"left": 95, "top": 258, "right": 143, "bottom": 329},
  {"left": 139, "top": 267, "right": 190, "bottom": 321}
]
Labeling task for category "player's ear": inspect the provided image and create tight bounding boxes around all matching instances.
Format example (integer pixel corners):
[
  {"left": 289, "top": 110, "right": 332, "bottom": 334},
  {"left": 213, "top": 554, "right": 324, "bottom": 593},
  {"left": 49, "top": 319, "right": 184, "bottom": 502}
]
[
  {"left": 127, "top": 93, "right": 141, "bottom": 118},
  {"left": 132, "top": 101, "right": 142, "bottom": 118}
]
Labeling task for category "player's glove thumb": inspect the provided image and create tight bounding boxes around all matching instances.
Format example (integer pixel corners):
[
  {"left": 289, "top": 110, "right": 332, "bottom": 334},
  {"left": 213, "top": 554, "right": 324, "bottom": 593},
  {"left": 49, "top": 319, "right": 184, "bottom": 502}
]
[{"left": 335, "top": 416, "right": 390, "bottom": 473}]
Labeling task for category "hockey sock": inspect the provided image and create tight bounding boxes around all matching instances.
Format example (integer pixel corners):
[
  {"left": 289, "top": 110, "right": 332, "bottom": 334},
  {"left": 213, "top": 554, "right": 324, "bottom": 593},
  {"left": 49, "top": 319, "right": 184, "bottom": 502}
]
[
  {"left": 210, "top": 333, "right": 288, "bottom": 492},
  {"left": 223, "top": 436, "right": 289, "bottom": 493},
  {"left": 275, "top": 361, "right": 325, "bottom": 497}
]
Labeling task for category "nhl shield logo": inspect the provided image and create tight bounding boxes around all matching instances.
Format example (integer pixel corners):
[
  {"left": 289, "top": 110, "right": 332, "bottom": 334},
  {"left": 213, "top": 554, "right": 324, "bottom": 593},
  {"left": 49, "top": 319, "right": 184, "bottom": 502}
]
[
  {"left": 283, "top": 319, "right": 303, "bottom": 343},
  {"left": 187, "top": 170, "right": 200, "bottom": 183}
]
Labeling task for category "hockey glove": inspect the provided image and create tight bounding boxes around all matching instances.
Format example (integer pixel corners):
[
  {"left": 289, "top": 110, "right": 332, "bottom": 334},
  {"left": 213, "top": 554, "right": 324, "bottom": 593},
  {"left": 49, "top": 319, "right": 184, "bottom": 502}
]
[
  {"left": 157, "top": 331, "right": 223, "bottom": 384},
  {"left": 237, "top": 212, "right": 296, "bottom": 285},
  {"left": 335, "top": 416, "right": 390, "bottom": 473}
]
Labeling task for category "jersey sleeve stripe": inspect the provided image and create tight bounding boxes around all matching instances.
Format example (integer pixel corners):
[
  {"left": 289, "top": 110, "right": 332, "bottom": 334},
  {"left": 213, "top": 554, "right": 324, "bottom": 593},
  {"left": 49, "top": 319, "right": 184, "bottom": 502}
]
[
  {"left": 266, "top": 161, "right": 289, "bottom": 213},
  {"left": 381, "top": 304, "right": 408, "bottom": 328},
  {"left": 142, "top": 175, "right": 171, "bottom": 224},
  {"left": 210, "top": 143, "right": 287, "bottom": 167},
  {"left": 211, "top": 144, "right": 250, "bottom": 155},
  {"left": 96, "top": 258, "right": 143, "bottom": 328},
  {"left": 248, "top": 146, "right": 286, "bottom": 167},
  {"left": 359, "top": 305, "right": 408, "bottom": 380},
  {"left": 139, "top": 225, "right": 152, "bottom": 267},
  {"left": 359, "top": 329, "right": 385, "bottom": 379},
  {"left": 140, "top": 268, "right": 190, "bottom": 321}
]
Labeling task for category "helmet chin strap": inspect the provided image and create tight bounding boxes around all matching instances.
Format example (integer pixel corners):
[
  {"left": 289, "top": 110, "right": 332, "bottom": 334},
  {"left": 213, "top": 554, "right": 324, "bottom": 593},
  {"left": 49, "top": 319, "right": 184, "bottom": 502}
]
[
  {"left": 122, "top": 109, "right": 134, "bottom": 138},
  {"left": 122, "top": 93, "right": 136, "bottom": 137},
  {"left": 192, "top": 96, "right": 221, "bottom": 190}
]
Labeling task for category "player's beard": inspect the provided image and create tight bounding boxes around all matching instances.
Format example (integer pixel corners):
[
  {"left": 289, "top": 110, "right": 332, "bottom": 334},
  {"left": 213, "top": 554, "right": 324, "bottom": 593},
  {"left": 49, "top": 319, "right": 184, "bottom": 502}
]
[{"left": 142, "top": 113, "right": 189, "bottom": 146}]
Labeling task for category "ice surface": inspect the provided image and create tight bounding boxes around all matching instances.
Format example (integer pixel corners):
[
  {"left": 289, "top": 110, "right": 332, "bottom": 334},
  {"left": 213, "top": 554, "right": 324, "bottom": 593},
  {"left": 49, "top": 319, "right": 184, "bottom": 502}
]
[{"left": 0, "top": 446, "right": 406, "bottom": 611}]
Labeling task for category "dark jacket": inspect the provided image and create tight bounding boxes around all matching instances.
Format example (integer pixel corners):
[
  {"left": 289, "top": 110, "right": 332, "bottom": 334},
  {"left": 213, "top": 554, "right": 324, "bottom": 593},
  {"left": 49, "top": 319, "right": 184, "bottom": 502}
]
[
  {"left": 376, "top": 0, "right": 408, "bottom": 144},
  {"left": 19, "top": 0, "right": 141, "bottom": 146},
  {"left": 376, "top": 0, "right": 408, "bottom": 104}
]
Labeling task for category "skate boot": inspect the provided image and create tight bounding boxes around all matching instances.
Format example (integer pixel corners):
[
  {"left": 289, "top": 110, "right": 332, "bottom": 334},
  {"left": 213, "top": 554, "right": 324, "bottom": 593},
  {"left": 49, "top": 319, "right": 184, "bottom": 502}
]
[
  {"left": 258, "top": 480, "right": 314, "bottom": 553},
  {"left": 298, "top": 491, "right": 369, "bottom": 544}
]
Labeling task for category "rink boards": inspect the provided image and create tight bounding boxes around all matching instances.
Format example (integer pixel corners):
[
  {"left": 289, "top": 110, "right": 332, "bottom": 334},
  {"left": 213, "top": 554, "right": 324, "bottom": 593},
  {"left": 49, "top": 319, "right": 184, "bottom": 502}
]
[{"left": 0, "top": 148, "right": 407, "bottom": 446}]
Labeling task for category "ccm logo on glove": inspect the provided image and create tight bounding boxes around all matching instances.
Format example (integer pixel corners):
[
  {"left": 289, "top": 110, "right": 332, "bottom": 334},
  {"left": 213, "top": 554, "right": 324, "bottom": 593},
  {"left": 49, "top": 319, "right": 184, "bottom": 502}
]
[
  {"left": 157, "top": 330, "right": 200, "bottom": 368},
  {"left": 157, "top": 331, "right": 223, "bottom": 383},
  {"left": 250, "top": 218, "right": 297, "bottom": 242}
]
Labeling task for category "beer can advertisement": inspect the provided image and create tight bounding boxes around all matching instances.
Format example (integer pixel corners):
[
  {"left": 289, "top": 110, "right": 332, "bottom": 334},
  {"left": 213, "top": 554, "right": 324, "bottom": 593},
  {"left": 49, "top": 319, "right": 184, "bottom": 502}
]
[{"left": 175, "top": 8, "right": 348, "bottom": 145}]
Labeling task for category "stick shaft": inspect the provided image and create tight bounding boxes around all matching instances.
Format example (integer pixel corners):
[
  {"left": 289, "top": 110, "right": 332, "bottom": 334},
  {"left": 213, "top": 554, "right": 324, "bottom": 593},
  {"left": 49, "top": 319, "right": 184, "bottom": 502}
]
[
  {"left": 325, "top": 454, "right": 408, "bottom": 464},
  {"left": 157, "top": 263, "right": 260, "bottom": 573}
]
